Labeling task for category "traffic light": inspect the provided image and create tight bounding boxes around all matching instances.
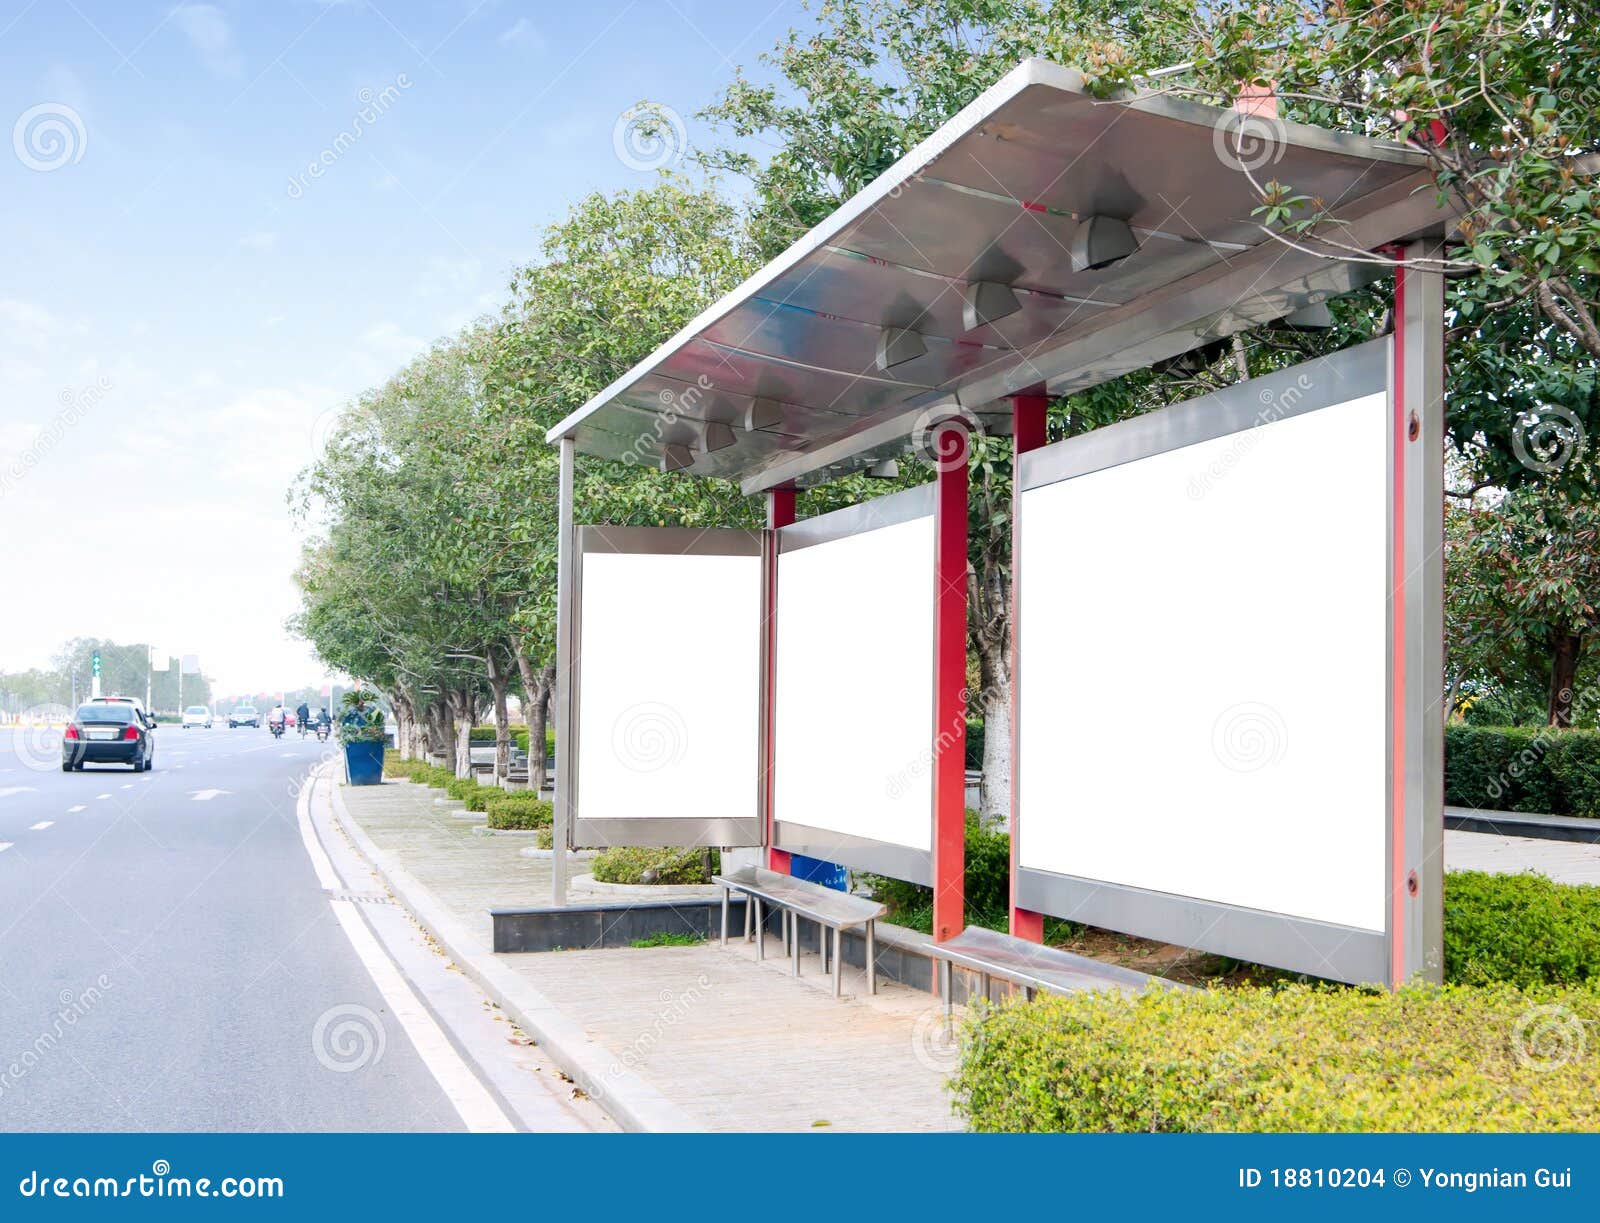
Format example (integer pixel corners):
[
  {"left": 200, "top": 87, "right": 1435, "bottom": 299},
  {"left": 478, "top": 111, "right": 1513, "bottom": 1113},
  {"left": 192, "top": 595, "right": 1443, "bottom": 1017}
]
[{"left": 91, "top": 651, "right": 101, "bottom": 678}]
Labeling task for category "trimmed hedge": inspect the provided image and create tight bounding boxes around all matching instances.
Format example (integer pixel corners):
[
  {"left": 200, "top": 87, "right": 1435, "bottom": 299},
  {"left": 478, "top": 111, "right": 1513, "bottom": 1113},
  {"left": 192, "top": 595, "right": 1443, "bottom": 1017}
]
[
  {"left": 1445, "top": 723, "right": 1600, "bottom": 817},
  {"left": 1445, "top": 870, "right": 1600, "bottom": 988},
  {"left": 591, "top": 846, "right": 720, "bottom": 886},
  {"left": 953, "top": 982, "right": 1600, "bottom": 1132},
  {"left": 485, "top": 793, "right": 552, "bottom": 831}
]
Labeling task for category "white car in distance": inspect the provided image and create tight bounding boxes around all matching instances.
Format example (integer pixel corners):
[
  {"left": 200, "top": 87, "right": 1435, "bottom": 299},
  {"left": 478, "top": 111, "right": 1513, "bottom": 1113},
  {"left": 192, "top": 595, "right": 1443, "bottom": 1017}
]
[{"left": 181, "top": 705, "right": 214, "bottom": 729}]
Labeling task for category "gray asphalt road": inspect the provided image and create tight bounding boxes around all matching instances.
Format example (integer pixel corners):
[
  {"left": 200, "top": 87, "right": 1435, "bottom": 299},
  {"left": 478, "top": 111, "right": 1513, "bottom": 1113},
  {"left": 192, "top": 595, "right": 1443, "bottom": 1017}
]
[{"left": 0, "top": 723, "right": 466, "bottom": 1131}]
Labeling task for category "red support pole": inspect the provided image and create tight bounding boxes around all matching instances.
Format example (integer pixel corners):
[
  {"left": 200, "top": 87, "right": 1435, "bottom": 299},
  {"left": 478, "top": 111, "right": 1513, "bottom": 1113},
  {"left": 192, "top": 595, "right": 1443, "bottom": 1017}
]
[
  {"left": 931, "top": 423, "right": 969, "bottom": 943},
  {"left": 1009, "top": 393, "right": 1047, "bottom": 943},
  {"left": 764, "top": 486, "right": 796, "bottom": 875}
]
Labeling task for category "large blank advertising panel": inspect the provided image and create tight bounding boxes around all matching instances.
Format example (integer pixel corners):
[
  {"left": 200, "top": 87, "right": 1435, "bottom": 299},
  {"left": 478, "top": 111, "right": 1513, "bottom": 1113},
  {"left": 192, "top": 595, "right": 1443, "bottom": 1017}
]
[
  {"left": 1016, "top": 342, "right": 1391, "bottom": 976},
  {"left": 773, "top": 488, "right": 935, "bottom": 882},
  {"left": 574, "top": 529, "right": 762, "bottom": 847}
]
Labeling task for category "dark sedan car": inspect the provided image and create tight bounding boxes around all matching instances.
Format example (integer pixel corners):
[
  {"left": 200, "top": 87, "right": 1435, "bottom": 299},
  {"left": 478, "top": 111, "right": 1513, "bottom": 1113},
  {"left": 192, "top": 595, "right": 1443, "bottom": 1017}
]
[{"left": 62, "top": 700, "right": 157, "bottom": 772}]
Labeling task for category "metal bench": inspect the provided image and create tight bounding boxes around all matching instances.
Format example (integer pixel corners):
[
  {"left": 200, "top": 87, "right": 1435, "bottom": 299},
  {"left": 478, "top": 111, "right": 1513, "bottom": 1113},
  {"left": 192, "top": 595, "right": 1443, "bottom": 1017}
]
[
  {"left": 714, "top": 866, "right": 887, "bottom": 998},
  {"left": 927, "top": 924, "right": 1182, "bottom": 1019}
]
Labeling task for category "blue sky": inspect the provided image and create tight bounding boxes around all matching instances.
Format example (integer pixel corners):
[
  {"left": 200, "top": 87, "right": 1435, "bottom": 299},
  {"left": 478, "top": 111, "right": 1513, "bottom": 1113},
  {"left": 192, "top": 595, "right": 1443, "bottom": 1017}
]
[{"left": 0, "top": 0, "right": 802, "bottom": 698}]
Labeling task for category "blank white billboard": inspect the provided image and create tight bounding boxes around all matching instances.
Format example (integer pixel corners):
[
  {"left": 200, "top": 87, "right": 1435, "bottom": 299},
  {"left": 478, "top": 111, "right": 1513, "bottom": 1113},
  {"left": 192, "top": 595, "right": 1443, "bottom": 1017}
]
[
  {"left": 1017, "top": 391, "right": 1388, "bottom": 932},
  {"left": 576, "top": 551, "right": 761, "bottom": 824},
  {"left": 774, "top": 514, "right": 934, "bottom": 852}
]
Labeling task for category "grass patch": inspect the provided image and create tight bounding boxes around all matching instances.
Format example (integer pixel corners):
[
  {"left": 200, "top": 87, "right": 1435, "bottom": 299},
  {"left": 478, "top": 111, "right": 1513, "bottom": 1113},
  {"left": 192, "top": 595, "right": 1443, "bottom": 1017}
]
[{"left": 627, "top": 930, "right": 705, "bottom": 948}]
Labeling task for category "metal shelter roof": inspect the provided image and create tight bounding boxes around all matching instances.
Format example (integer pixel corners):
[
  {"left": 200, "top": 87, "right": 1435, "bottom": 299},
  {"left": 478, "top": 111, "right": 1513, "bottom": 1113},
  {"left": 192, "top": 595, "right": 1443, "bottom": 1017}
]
[{"left": 547, "top": 57, "right": 1451, "bottom": 492}]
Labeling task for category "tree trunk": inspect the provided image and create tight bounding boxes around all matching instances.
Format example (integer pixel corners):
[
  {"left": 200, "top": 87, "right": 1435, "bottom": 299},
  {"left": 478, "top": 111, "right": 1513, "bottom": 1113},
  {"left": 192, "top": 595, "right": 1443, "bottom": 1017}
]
[
  {"left": 978, "top": 655, "right": 1012, "bottom": 831},
  {"left": 1548, "top": 631, "right": 1583, "bottom": 727},
  {"left": 486, "top": 649, "right": 511, "bottom": 782},
  {"left": 452, "top": 686, "right": 474, "bottom": 778},
  {"left": 534, "top": 663, "right": 554, "bottom": 792},
  {"left": 515, "top": 647, "right": 554, "bottom": 792}
]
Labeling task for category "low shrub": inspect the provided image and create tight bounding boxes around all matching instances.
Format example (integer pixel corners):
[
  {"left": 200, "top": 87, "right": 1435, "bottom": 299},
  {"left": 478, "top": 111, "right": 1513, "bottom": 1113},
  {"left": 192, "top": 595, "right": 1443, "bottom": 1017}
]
[
  {"left": 952, "top": 982, "right": 1600, "bottom": 1132},
  {"left": 462, "top": 786, "right": 495, "bottom": 813},
  {"left": 590, "top": 846, "right": 720, "bottom": 886},
  {"left": 485, "top": 794, "right": 553, "bottom": 830},
  {"left": 1445, "top": 870, "right": 1600, "bottom": 988},
  {"left": 1444, "top": 723, "right": 1600, "bottom": 816},
  {"left": 864, "top": 811, "right": 1011, "bottom": 932},
  {"left": 444, "top": 775, "right": 478, "bottom": 801},
  {"left": 629, "top": 930, "right": 705, "bottom": 948},
  {"left": 469, "top": 725, "right": 527, "bottom": 743}
]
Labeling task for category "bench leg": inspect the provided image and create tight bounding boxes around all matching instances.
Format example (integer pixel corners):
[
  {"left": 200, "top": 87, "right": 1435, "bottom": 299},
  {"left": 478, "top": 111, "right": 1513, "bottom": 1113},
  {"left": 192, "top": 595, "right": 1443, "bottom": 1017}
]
[
  {"left": 792, "top": 915, "right": 801, "bottom": 977},
  {"left": 940, "top": 959, "right": 952, "bottom": 1029},
  {"left": 818, "top": 920, "right": 827, "bottom": 973},
  {"left": 743, "top": 891, "right": 752, "bottom": 942},
  {"left": 980, "top": 972, "right": 991, "bottom": 1004},
  {"left": 720, "top": 887, "right": 729, "bottom": 947},
  {"left": 755, "top": 898, "right": 764, "bottom": 960},
  {"left": 832, "top": 928, "right": 842, "bottom": 998},
  {"left": 866, "top": 921, "right": 877, "bottom": 995}
]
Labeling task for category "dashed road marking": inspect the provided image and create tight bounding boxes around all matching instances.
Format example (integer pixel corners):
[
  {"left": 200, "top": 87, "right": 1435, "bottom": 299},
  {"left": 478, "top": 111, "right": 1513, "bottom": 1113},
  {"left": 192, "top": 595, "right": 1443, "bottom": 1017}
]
[
  {"left": 67, "top": 805, "right": 85, "bottom": 813},
  {"left": 30, "top": 821, "right": 52, "bottom": 830},
  {"left": 0, "top": 843, "right": 11, "bottom": 852},
  {"left": 0, "top": 786, "right": 38, "bottom": 799},
  {"left": 96, "top": 793, "right": 111, "bottom": 800}
]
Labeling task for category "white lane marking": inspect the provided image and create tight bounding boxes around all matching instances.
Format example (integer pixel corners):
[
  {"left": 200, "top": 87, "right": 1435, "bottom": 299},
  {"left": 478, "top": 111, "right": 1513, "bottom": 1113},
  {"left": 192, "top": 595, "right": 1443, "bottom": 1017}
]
[
  {"left": 0, "top": 843, "right": 10, "bottom": 852},
  {"left": 30, "top": 821, "right": 52, "bottom": 830},
  {"left": 295, "top": 771, "right": 513, "bottom": 1134},
  {"left": 120, "top": 784, "right": 133, "bottom": 790},
  {"left": 0, "top": 786, "right": 38, "bottom": 799},
  {"left": 189, "top": 789, "right": 230, "bottom": 801},
  {"left": 67, "top": 805, "right": 85, "bottom": 813},
  {"left": 96, "top": 793, "right": 111, "bottom": 800}
]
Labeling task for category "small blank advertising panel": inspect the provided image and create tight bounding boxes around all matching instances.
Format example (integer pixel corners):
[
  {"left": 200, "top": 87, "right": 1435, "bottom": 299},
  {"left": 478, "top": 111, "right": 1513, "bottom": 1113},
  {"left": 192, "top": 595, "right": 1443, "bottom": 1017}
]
[
  {"left": 774, "top": 499, "right": 934, "bottom": 872},
  {"left": 575, "top": 531, "right": 762, "bottom": 845},
  {"left": 1018, "top": 355, "right": 1388, "bottom": 936}
]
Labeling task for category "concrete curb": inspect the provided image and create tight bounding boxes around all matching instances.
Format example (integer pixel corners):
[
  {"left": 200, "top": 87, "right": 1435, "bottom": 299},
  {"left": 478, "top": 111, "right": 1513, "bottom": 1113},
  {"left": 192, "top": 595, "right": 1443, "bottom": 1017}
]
[
  {"left": 329, "top": 779, "right": 701, "bottom": 1133},
  {"left": 570, "top": 872, "right": 721, "bottom": 900}
]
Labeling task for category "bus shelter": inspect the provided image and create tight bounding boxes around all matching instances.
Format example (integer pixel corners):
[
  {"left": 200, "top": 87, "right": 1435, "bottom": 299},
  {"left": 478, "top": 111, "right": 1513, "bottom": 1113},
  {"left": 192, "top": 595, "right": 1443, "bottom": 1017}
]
[{"left": 544, "top": 58, "right": 1454, "bottom": 986}]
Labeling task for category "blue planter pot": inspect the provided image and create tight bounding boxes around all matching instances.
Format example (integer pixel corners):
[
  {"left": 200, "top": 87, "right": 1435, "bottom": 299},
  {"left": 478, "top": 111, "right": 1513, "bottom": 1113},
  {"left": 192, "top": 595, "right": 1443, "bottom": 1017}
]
[{"left": 345, "top": 739, "right": 385, "bottom": 786}]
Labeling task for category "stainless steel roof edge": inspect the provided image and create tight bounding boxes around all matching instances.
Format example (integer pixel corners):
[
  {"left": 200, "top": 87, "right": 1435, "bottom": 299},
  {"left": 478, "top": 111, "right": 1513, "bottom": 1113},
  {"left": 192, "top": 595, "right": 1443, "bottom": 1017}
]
[
  {"left": 546, "top": 56, "right": 1427, "bottom": 446},
  {"left": 544, "top": 58, "right": 1054, "bottom": 444},
  {"left": 739, "top": 169, "right": 1447, "bottom": 494}
]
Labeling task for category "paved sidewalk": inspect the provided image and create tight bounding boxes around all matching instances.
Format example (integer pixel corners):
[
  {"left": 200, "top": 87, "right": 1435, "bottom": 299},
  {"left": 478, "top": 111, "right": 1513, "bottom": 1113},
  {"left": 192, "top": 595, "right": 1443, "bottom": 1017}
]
[
  {"left": 336, "top": 779, "right": 958, "bottom": 1132},
  {"left": 1446, "top": 828, "right": 1600, "bottom": 886}
]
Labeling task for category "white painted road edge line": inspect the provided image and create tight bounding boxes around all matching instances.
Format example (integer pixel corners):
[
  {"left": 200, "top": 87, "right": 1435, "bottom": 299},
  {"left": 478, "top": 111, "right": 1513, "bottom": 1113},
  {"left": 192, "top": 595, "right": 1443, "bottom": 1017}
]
[{"left": 294, "top": 769, "right": 513, "bottom": 1134}]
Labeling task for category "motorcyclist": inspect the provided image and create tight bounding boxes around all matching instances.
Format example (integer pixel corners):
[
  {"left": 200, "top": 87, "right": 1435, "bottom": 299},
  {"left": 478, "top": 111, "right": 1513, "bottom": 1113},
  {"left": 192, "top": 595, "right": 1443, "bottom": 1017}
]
[
  {"left": 267, "top": 703, "right": 287, "bottom": 737},
  {"left": 295, "top": 701, "right": 311, "bottom": 737},
  {"left": 315, "top": 706, "right": 332, "bottom": 740}
]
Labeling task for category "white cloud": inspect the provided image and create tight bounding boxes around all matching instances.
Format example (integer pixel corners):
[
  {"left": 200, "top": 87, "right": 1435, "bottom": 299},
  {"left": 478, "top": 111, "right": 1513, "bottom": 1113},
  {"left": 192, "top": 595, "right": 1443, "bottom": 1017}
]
[
  {"left": 171, "top": 4, "right": 241, "bottom": 78},
  {"left": 498, "top": 18, "right": 546, "bottom": 50}
]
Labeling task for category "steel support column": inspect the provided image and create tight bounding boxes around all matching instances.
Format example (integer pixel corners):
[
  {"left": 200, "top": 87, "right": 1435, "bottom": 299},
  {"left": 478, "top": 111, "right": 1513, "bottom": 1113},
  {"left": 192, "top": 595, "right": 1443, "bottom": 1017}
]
[
  {"left": 932, "top": 423, "right": 969, "bottom": 943},
  {"left": 1008, "top": 393, "right": 1048, "bottom": 943},
  {"left": 763, "top": 486, "right": 796, "bottom": 874},
  {"left": 1390, "top": 240, "right": 1445, "bottom": 985},
  {"left": 552, "top": 436, "right": 575, "bottom": 906}
]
